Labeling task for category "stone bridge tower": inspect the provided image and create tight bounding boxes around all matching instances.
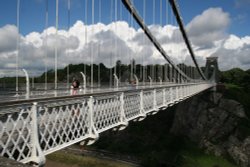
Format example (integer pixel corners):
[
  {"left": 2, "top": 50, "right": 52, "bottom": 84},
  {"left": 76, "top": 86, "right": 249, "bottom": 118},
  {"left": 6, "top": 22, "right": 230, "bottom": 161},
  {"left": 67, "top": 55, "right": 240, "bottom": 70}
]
[{"left": 205, "top": 57, "right": 219, "bottom": 83}]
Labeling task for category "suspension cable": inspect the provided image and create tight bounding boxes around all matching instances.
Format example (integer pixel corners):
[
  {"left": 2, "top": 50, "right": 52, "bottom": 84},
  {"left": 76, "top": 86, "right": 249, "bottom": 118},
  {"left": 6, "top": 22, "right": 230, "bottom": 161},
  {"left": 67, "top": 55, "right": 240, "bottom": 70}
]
[
  {"left": 122, "top": 0, "right": 191, "bottom": 82},
  {"left": 142, "top": 0, "right": 146, "bottom": 83},
  {"left": 45, "top": 0, "right": 48, "bottom": 90},
  {"left": 129, "top": 1, "right": 133, "bottom": 81},
  {"left": 16, "top": 0, "right": 20, "bottom": 94},
  {"left": 131, "top": 0, "right": 135, "bottom": 79},
  {"left": 165, "top": 0, "right": 169, "bottom": 82},
  {"left": 91, "top": 0, "right": 94, "bottom": 89},
  {"left": 98, "top": 0, "right": 101, "bottom": 87},
  {"left": 55, "top": 0, "right": 58, "bottom": 89},
  {"left": 168, "top": 0, "right": 206, "bottom": 80},
  {"left": 67, "top": 0, "right": 71, "bottom": 88},
  {"left": 119, "top": 0, "right": 122, "bottom": 79},
  {"left": 110, "top": 0, "right": 113, "bottom": 87},
  {"left": 114, "top": 0, "right": 117, "bottom": 77},
  {"left": 152, "top": 0, "right": 155, "bottom": 82},
  {"left": 159, "top": 0, "right": 163, "bottom": 82},
  {"left": 84, "top": 0, "right": 88, "bottom": 76}
]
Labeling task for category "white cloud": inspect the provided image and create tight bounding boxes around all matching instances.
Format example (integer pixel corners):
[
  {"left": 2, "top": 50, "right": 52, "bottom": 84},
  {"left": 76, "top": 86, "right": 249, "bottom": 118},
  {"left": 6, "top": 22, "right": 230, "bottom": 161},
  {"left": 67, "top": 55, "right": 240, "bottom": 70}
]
[
  {"left": 223, "top": 35, "right": 245, "bottom": 49},
  {"left": 0, "top": 25, "right": 19, "bottom": 53},
  {"left": 0, "top": 7, "right": 250, "bottom": 78},
  {"left": 25, "top": 32, "right": 43, "bottom": 48},
  {"left": 185, "top": 7, "right": 250, "bottom": 71},
  {"left": 187, "top": 8, "right": 230, "bottom": 48}
]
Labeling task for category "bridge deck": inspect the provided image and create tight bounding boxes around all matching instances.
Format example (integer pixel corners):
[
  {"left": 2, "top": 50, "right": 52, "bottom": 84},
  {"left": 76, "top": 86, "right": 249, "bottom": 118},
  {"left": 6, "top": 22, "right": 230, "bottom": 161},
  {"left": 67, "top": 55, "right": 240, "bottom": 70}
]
[
  {"left": 0, "top": 82, "right": 214, "bottom": 165},
  {"left": 0, "top": 82, "right": 186, "bottom": 106}
]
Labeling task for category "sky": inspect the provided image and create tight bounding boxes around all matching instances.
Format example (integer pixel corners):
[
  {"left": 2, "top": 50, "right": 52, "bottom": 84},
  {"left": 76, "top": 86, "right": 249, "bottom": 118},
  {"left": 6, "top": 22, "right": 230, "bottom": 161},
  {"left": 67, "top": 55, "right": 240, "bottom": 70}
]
[{"left": 0, "top": 0, "right": 250, "bottom": 76}]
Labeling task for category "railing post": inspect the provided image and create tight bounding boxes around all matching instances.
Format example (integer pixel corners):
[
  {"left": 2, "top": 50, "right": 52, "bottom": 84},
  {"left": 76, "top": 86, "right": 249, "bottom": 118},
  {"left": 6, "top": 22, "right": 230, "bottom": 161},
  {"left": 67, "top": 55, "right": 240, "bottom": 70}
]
[
  {"left": 82, "top": 96, "right": 99, "bottom": 145},
  {"left": 193, "top": 84, "right": 195, "bottom": 94},
  {"left": 80, "top": 72, "right": 86, "bottom": 94},
  {"left": 30, "top": 102, "right": 45, "bottom": 166},
  {"left": 113, "top": 74, "right": 119, "bottom": 90},
  {"left": 176, "top": 86, "right": 179, "bottom": 100},
  {"left": 140, "top": 91, "right": 143, "bottom": 111},
  {"left": 22, "top": 69, "right": 30, "bottom": 99},
  {"left": 170, "top": 87, "right": 173, "bottom": 104},
  {"left": 190, "top": 84, "right": 192, "bottom": 94},
  {"left": 184, "top": 85, "right": 187, "bottom": 98},
  {"left": 190, "top": 85, "right": 192, "bottom": 96},
  {"left": 165, "top": 88, "right": 169, "bottom": 105},
  {"left": 138, "top": 90, "right": 146, "bottom": 121},
  {"left": 119, "top": 92, "right": 128, "bottom": 130},
  {"left": 180, "top": 85, "right": 183, "bottom": 99},
  {"left": 88, "top": 96, "right": 93, "bottom": 134},
  {"left": 190, "top": 84, "right": 193, "bottom": 96},
  {"left": 153, "top": 89, "right": 157, "bottom": 110},
  {"left": 148, "top": 76, "right": 152, "bottom": 87},
  {"left": 120, "top": 92, "right": 125, "bottom": 118},
  {"left": 158, "top": 77, "right": 162, "bottom": 85},
  {"left": 163, "top": 88, "right": 166, "bottom": 106},
  {"left": 187, "top": 85, "right": 189, "bottom": 97},
  {"left": 134, "top": 74, "right": 139, "bottom": 88}
]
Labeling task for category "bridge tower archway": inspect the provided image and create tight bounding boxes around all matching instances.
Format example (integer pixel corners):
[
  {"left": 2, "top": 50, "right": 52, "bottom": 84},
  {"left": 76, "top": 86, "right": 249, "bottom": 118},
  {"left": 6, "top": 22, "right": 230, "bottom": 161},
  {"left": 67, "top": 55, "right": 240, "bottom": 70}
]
[{"left": 205, "top": 57, "right": 219, "bottom": 83}]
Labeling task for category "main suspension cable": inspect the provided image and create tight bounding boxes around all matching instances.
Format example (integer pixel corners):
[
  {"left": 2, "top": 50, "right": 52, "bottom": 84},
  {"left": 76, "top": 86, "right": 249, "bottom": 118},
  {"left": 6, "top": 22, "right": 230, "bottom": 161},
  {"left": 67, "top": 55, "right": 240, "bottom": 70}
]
[
  {"left": 122, "top": 0, "right": 191, "bottom": 82},
  {"left": 168, "top": 0, "right": 206, "bottom": 80}
]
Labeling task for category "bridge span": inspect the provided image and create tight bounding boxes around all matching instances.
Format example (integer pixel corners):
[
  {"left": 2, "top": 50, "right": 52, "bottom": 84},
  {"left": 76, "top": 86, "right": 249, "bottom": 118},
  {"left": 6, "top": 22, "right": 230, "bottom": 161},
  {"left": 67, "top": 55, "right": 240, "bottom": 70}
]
[
  {"left": 0, "top": 82, "right": 214, "bottom": 165},
  {"left": 0, "top": 0, "right": 218, "bottom": 165}
]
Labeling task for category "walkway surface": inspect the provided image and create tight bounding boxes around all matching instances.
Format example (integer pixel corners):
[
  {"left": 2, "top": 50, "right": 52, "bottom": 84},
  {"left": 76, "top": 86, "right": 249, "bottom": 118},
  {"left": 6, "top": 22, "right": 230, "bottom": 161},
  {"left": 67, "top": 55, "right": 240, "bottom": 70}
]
[{"left": 0, "top": 82, "right": 175, "bottom": 104}]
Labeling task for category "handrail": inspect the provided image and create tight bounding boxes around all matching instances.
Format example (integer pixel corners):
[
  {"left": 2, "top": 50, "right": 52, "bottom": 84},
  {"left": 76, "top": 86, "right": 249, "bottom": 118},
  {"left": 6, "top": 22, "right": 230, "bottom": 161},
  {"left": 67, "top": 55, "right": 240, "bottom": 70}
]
[{"left": 0, "top": 82, "right": 209, "bottom": 107}]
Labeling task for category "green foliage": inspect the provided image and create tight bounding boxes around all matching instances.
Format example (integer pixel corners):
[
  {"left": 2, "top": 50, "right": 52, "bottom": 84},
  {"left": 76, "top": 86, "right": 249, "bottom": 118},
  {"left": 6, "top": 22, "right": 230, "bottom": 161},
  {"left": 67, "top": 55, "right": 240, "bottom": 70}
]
[
  {"left": 0, "top": 61, "right": 190, "bottom": 85},
  {"left": 221, "top": 84, "right": 250, "bottom": 142},
  {"left": 181, "top": 152, "right": 238, "bottom": 167},
  {"left": 221, "top": 69, "right": 250, "bottom": 130},
  {"left": 46, "top": 151, "right": 132, "bottom": 167},
  {"left": 223, "top": 83, "right": 250, "bottom": 118},
  {"left": 221, "top": 68, "right": 250, "bottom": 122},
  {"left": 221, "top": 68, "right": 250, "bottom": 91},
  {"left": 0, "top": 77, "right": 26, "bottom": 83}
]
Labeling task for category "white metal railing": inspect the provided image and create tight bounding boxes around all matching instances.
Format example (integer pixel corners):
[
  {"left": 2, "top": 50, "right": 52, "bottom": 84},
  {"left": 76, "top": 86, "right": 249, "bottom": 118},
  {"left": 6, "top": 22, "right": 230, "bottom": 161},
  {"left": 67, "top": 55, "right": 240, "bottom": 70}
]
[{"left": 0, "top": 82, "right": 214, "bottom": 165}]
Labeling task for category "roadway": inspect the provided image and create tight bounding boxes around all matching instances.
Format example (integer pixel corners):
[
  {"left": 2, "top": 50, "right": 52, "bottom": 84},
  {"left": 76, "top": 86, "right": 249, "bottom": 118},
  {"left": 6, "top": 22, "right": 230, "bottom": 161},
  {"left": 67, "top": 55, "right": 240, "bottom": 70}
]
[{"left": 0, "top": 82, "right": 182, "bottom": 105}]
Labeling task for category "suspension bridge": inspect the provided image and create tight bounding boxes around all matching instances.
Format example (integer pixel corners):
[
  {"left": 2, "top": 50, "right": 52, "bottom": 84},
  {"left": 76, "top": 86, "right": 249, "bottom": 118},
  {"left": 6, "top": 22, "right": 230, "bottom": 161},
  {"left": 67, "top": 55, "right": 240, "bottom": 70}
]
[{"left": 0, "top": 0, "right": 217, "bottom": 166}]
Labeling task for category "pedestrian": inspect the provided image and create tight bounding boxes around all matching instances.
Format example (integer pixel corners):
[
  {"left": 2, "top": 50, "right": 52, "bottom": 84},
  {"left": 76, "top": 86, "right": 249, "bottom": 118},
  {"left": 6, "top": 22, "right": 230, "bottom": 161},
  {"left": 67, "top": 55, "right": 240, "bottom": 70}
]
[{"left": 71, "top": 79, "right": 80, "bottom": 95}]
